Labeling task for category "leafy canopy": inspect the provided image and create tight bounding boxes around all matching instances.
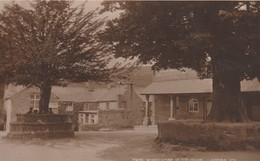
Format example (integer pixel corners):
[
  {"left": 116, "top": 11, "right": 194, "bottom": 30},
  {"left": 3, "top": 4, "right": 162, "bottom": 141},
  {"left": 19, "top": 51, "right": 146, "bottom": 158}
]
[
  {"left": 0, "top": 0, "right": 114, "bottom": 87},
  {"left": 100, "top": 1, "right": 260, "bottom": 79}
]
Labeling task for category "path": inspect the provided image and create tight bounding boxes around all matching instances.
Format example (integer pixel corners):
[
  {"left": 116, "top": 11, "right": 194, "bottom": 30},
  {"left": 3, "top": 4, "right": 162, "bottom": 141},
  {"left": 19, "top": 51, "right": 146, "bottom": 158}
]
[{"left": 0, "top": 128, "right": 259, "bottom": 161}]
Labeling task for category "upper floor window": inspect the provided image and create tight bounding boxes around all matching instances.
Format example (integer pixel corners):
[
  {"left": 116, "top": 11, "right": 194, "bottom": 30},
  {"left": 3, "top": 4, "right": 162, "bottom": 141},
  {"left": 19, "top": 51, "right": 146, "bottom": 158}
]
[
  {"left": 30, "top": 94, "right": 40, "bottom": 109},
  {"left": 188, "top": 98, "right": 199, "bottom": 112}
]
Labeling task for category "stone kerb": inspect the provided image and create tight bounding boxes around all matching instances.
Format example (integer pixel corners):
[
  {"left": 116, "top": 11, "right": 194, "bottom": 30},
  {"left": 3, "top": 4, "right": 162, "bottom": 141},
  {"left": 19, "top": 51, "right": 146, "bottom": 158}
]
[{"left": 158, "top": 120, "right": 260, "bottom": 150}]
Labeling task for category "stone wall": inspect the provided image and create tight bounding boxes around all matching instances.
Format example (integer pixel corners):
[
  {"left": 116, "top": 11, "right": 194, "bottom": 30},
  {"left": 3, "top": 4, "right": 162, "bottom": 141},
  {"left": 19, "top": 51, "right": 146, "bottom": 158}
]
[
  {"left": 79, "top": 109, "right": 135, "bottom": 131},
  {"left": 119, "top": 85, "right": 144, "bottom": 125},
  {"left": 152, "top": 93, "right": 260, "bottom": 124},
  {"left": 154, "top": 95, "right": 171, "bottom": 123},
  {"left": 158, "top": 120, "right": 260, "bottom": 150},
  {"left": 175, "top": 94, "right": 209, "bottom": 120},
  {"left": 98, "top": 110, "right": 133, "bottom": 127},
  {"left": 6, "top": 114, "right": 74, "bottom": 139},
  {"left": 153, "top": 94, "right": 210, "bottom": 124}
]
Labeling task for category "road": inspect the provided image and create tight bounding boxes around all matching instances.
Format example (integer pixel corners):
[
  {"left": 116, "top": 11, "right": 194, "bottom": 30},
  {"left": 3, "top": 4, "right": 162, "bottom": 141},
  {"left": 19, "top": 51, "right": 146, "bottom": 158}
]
[{"left": 0, "top": 128, "right": 259, "bottom": 161}]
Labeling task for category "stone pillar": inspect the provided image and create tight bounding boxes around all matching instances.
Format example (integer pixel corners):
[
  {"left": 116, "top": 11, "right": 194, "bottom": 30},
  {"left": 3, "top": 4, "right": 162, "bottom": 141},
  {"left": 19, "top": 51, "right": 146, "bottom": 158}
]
[
  {"left": 169, "top": 95, "right": 176, "bottom": 120},
  {"left": 143, "top": 95, "right": 150, "bottom": 126},
  {"left": 150, "top": 96, "right": 157, "bottom": 125}
]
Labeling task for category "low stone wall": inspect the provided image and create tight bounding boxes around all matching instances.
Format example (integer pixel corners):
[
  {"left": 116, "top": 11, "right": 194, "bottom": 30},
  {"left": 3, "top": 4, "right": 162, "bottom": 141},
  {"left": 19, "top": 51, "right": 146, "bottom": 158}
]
[
  {"left": 79, "top": 110, "right": 135, "bottom": 131},
  {"left": 16, "top": 114, "right": 69, "bottom": 123},
  {"left": 98, "top": 110, "right": 134, "bottom": 128},
  {"left": 158, "top": 120, "right": 260, "bottom": 150},
  {"left": 6, "top": 114, "right": 74, "bottom": 139}
]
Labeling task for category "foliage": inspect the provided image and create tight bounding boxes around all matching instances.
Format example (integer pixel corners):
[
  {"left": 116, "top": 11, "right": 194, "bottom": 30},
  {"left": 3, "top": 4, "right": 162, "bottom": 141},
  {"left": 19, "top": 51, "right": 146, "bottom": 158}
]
[
  {"left": 100, "top": 1, "right": 260, "bottom": 80},
  {"left": 0, "top": 0, "right": 114, "bottom": 88}
]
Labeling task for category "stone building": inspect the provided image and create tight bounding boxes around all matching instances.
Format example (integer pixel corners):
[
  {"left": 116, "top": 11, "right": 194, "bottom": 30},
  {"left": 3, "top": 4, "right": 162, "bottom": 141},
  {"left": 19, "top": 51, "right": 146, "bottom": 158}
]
[
  {"left": 78, "top": 83, "right": 144, "bottom": 131},
  {"left": 2, "top": 66, "right": 155, "bottom": 131},
  {"left": 141, "top": 78, "right": 260, "bottom": 125}
]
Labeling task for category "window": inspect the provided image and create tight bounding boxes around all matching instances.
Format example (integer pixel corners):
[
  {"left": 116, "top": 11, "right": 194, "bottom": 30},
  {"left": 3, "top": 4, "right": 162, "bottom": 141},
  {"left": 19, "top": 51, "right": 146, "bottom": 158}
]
[
  {"left": 89, "top": 114, "right": 95, "bottom": 124},
  {"left": 188, "top": 98, "right": 199, "bottom": 112},
  {"left": 65, "top": 102, "right": 73, "bottom": 111},
  {"left": 30, "top": 94, "right": 40, "bottom": 110},
  {"left": 49, "top": 103, "right": 58, "bottom": 108},
  {"left": 79, "top": 113, "right": 98, "bottom": 125}
]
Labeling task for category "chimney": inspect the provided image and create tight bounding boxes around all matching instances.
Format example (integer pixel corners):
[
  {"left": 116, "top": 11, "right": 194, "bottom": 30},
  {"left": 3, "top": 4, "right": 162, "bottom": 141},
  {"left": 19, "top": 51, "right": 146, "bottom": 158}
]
[
  {"left": 126, "top": 81, "right": 134, "bottom": 109},
  {"left": 85, "top": 82, "right": 94, "bottom": 92}
]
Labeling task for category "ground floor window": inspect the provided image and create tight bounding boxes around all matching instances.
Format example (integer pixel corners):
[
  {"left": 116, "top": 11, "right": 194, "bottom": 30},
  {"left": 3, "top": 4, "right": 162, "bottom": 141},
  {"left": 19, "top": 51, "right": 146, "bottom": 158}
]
[
  {"left": 88, "top": 114, "right": 97, "bottom": 124},
  {"left": 79, "top": 113, "right": 98, "bottom": 125},
  {"left": 188, "top": 98, "right": 199, "bottom": 112}
]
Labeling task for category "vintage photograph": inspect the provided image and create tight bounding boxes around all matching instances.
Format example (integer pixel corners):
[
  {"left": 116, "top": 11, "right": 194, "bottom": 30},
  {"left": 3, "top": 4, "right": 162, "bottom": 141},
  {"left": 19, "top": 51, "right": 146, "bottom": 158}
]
[{"left": 0, "top": 0, "right": 259, "bottom": 161}]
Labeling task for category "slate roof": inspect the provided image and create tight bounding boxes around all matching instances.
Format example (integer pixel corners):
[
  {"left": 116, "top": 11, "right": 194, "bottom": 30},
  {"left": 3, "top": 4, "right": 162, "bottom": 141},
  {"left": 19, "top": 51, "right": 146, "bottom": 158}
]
[
  {"left": 4, "top": 85, "right": 25, "bottom": 99},
  {"left": 4, "top": 84, "right": 130, "bottom": 103},
  {"left": 52, "top": 85, "right": 129, "bottom": 102},
  {"left": 5, "top": 85, "right": 60, "bottom": 100},
  {"left": 52, "top": 87, "right": 94, "bottom": 102},
  {"left": 141, "top": 78, "right": 260, "bottom": 95},
  {"left": 93, "top": 85, "right": 128, "bottom": 102}
]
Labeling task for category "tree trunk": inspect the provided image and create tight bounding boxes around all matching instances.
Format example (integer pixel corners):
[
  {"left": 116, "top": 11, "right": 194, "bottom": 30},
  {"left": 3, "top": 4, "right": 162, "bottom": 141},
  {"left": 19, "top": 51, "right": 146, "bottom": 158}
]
[
  {"left": 39, "top": 84, "right": 52, "bottom": 114},
  {"left": 207, "top": 72, "right": 249, "bottom": 122},
  {"left": 0, "top": 75, "right": 5, "bottom": 112}
]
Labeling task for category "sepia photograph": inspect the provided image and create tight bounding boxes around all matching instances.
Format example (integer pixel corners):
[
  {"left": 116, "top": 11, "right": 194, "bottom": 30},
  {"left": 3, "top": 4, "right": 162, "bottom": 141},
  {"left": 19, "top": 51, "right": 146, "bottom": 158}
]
[{"left": 0, "top": 0, "right": 259, "bottom": 161}]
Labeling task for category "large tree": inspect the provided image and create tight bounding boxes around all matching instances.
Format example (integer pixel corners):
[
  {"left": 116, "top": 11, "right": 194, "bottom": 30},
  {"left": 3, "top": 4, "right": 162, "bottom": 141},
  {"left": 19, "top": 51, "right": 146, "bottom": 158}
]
[
  {"left": 100, "top": 1, "right": 260, "bottom": 122},
  {"left": 0, "top": 0, "right": 115, "bottom": 113}
]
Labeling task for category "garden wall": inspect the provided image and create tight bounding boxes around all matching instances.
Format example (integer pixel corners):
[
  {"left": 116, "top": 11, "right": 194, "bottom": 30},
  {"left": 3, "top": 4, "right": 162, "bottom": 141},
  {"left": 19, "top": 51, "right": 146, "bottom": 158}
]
[
  {"left": 158, "top": 120, "right": 260, "bottom": 150},
  {"left": 79, "top": 110, "right": 135, "bottom": 131}
]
